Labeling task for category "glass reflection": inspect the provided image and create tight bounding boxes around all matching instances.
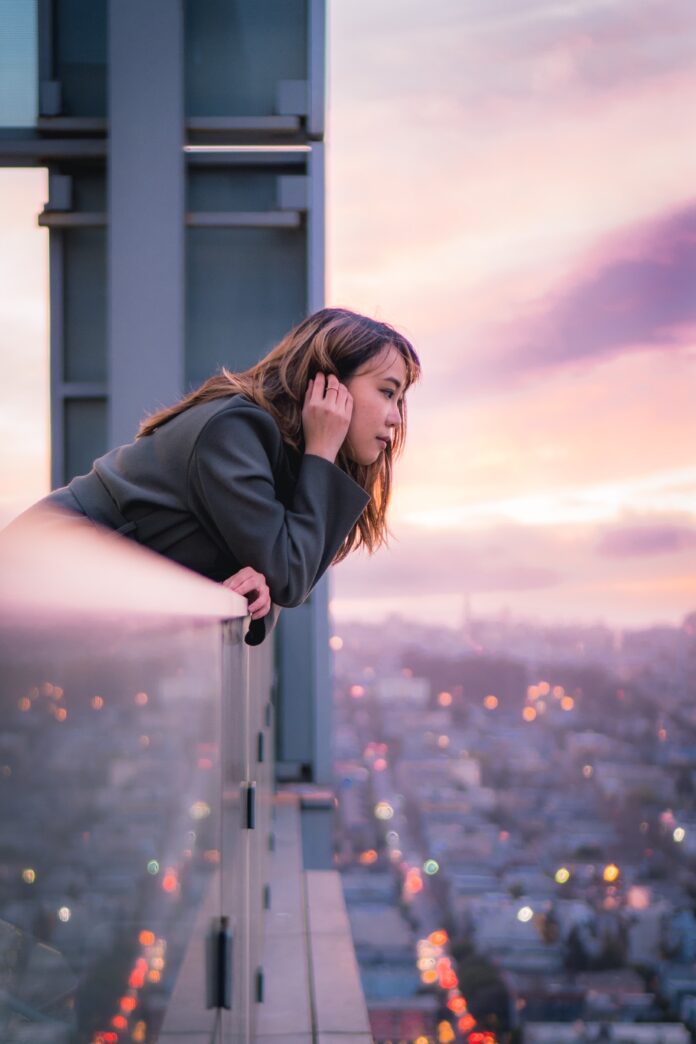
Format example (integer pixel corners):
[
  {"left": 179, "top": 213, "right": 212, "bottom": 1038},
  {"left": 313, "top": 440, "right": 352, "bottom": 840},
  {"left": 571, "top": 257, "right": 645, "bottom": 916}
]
[{"left": 0, "top": 614, "right": 223, "bottom": 1042}]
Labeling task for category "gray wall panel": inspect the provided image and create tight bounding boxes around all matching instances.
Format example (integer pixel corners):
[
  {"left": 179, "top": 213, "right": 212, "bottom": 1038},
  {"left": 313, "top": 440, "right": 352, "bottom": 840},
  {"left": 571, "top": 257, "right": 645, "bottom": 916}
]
[
  {"left": 55, "top": 0, "right": 107, "bottom": 116},
  {"left": 63, "top": 227, "right": 106, "bottom": 384},
  {"left": 185, "top": 0, "right": 307, "bottom": 117},
  {"left": 186, "top": 227, "right": 306, "bottom": 385},
  {"left": 70, "top": 171, "right": 107, "bottom": 212},
  {"left": 188, "top": 166, "right": 301, "bottom": 212},
  {"left": 64, "top": 398, "right": 107, "bottom": 479}
]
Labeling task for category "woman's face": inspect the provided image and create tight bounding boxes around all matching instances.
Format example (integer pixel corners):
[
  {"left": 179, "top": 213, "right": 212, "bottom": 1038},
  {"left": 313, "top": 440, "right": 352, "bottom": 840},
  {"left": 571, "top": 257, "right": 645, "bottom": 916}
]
[{"left": 342, "top": 344, "right": 408, "bottom": 465}]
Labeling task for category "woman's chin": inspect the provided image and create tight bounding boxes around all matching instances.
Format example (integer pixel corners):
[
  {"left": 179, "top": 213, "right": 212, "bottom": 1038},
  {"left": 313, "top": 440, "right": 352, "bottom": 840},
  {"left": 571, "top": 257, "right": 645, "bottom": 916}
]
[{"left": 343, "top": 444, "right": 379, "bottom": 466}]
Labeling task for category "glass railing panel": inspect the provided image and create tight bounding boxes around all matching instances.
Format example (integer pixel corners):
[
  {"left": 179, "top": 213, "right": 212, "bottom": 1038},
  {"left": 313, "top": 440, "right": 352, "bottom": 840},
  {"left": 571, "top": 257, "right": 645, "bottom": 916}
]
[
  {"left": 219, "top": 620, "right": 250, "bottom": 1040},
  {"left": 219, "top": 623, "right": 274, "bottom": 1042},
  {"left": 247, "top": 643, "right": 274, "bottom": 1033},
  {"left": 0, "top": 515, "right": 248, "bottom": 1043}
]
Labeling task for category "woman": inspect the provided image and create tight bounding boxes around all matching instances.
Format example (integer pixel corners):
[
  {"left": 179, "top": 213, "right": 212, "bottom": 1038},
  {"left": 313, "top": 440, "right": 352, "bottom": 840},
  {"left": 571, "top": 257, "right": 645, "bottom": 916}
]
[{"left": 7, "top": 307, "right": 420, "bottom": 644}]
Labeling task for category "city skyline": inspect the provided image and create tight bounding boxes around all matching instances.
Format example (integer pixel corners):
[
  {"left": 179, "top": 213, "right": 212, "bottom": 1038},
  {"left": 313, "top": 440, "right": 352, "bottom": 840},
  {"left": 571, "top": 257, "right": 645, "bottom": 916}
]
[{"left": 1, "top": 0, "right": 696, "bottom": 630}]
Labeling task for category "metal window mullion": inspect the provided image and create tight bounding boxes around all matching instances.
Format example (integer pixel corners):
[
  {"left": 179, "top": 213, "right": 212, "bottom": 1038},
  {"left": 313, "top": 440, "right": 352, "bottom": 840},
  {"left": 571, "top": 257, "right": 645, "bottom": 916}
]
[
  {"left": 37, "top": 0, "right": 59, "bottom": 117},
  {"left": 37, "top": 117, "right": 107, "bottom": 134},
  {"left": 307, "top": 142, "right": 324, "bottom": 312},
  {"left": 39, "top": 212, "right": 107, "bottom": 228},
  {"left": 49, "top": 225, "right": 64, "bottom": 489},
  {"left": 187, "top": 116, "right": 300, "bottom": 134},
  {"left": 38, "top": 0, "right": 53, "bottom": 81},
  {"left": 0, "top": 140, "right": 107, "bottom": 162},
  {"left": 187, "top": 211, "right": 301, "bottom": 229},
  {"left": 308, "top": 0, "right": 326, "bottom": 140},
  {"left": 57, "top": 383, "right": 107, "bottom": 398},
  {"left": 186, "top": 150, "right": 309, "bottom": 169}
]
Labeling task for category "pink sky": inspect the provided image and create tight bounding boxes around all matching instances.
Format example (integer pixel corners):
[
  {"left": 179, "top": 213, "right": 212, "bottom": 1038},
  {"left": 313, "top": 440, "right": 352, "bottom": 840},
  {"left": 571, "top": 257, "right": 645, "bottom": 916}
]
[
  {"left": 327, "top": 0, "right": 696, "bottom": 630},
  {"left": 1, "top": 0, "right": 695, "bottom": 631}
]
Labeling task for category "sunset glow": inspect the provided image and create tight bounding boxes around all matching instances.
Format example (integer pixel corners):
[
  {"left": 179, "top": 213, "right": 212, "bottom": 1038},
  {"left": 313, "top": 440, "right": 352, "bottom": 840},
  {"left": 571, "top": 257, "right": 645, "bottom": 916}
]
[{"left": 328, "top": 0, "right": 696, "bottom": 630}]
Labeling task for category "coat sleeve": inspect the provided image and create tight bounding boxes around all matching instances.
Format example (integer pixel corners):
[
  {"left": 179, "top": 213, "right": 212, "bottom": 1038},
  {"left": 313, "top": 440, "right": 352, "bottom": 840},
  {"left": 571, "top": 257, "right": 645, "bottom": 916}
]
[{"left": 188, "top": 404, "right": 371, "bottom": 612}]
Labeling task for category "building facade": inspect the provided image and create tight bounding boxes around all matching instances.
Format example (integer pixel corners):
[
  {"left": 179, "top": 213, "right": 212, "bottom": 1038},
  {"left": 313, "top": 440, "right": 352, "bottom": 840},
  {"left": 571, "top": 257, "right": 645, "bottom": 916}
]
[{"left": 0, "top": 0, "right": 331, "bottom": 783}]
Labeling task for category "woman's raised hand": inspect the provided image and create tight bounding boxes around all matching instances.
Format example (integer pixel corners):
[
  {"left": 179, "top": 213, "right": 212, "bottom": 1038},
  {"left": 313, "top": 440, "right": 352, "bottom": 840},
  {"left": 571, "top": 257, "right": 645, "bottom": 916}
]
[
  {"left": 302, "top": 372, "right": 353, "bottom": 463},
  {"left": 222, "top": 566, "right": 271, "bottom": 620}
]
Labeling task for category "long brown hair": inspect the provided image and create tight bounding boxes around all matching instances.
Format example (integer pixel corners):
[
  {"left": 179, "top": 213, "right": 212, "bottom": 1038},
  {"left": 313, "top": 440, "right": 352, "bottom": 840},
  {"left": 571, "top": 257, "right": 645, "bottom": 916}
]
[{"left": 138, "top": 307, "right": 421, "bottom": 561}]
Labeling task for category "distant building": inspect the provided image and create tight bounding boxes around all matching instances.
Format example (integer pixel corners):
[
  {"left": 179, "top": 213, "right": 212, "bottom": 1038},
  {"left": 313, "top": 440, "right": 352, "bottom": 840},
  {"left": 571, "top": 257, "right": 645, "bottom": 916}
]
[
  {"left": 374, "top": 675, "right": 430, "bottom": 708},
  {"left": 368, "top": 996, "right": 440, "bottom": 1043},
  {"left": 523, "top": 1022, "right": 690, "bottom": 1043}
]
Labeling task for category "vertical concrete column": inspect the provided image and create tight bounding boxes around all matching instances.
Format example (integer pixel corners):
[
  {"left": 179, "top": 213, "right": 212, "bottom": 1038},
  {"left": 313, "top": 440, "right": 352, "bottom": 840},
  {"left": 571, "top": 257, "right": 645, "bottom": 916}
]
[{"left": 108, "top": 0, "right": 184, "bottom": 447}]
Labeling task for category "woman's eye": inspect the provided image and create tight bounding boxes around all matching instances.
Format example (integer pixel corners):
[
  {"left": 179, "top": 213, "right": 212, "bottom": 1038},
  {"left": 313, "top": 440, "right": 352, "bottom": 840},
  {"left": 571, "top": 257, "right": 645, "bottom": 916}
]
[{"left": 382, "top": 389, "right": 394, "bottom": 399}]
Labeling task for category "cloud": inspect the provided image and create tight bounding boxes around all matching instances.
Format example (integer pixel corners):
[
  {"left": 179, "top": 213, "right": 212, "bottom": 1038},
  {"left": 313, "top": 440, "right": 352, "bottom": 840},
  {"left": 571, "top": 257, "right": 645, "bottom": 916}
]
[
  {"left": 336, "top": 524, "right": 566, "bottom": 601},
  {"left": 334, "top": 510, "right": 696, "bottom": 612},
  {"left": 597, "top": 522, "right": 696, "bottom": 557},
  {"left": 471, "top": 201, "right": 696, "bottom": 384},
  {"left": 330, "top": 0, "right": 696, "bottom": 112},
  {"left": 477, "top": 0, "right": 696, "bottom": 99}
]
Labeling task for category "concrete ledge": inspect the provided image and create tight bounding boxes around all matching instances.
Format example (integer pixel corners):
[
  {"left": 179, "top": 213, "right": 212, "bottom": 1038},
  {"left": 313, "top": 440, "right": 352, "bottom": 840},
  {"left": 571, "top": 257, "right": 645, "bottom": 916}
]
[
  {"left": 263, "top": 792, "right": 306, "bottom": 938},
  {"left": 306, "top": 872, "right": 372, "bottom": 1038},
  {"left": 257, "top": 795, "right": 371, "bottom": 1042},
  {"left": 256, "top": 795, "right": 313, "bottom": 1039}
]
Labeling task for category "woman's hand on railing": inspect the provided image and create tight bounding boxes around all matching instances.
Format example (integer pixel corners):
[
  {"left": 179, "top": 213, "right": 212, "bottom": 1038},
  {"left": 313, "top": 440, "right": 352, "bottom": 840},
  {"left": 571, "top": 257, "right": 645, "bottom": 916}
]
[
  {"left": 302, "top": 372, "right": 353, "bottom": 463},
  {"left": 222, "top": 567, "right": 272, "bottom": 620}
]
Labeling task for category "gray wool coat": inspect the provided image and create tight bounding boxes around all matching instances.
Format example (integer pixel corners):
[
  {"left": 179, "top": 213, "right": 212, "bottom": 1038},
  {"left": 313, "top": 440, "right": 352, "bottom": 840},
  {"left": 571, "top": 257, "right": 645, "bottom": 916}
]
[{"left": 22, "top": 395, "right": 370, "bottom": 645}]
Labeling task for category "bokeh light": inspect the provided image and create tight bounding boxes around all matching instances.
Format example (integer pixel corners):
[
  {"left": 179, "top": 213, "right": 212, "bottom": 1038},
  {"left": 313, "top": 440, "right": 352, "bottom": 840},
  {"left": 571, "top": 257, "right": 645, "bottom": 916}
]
[{"left": 189, "top": 800, "right": 211, "bottom": 820}]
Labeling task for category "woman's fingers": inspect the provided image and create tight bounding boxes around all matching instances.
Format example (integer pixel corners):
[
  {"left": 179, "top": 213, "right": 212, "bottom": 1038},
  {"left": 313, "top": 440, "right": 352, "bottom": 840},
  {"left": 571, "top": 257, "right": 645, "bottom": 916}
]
[
  {"left": 336, "top": 384, "right": 352, "bottom": 414},
  {"left": 302, "top": 372, "right": 353, "bottom": 461},
  {"left": 305, "top": 372, "right": 350, "bottom": 408},
  {"left": 222, "top": 568, "right": 271, "bottom": 618},
  {"left": 229, "top": 575, "right": 265, "bottom": 597},
  {"left": 223, "top": 566, "right": 256, "bottom": 591},
  {"left": 308, "top": 372, "right": 325, "bottom": 401},
  {"left": 248, "top": 593, "right": 271, "bottom": 619}
]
